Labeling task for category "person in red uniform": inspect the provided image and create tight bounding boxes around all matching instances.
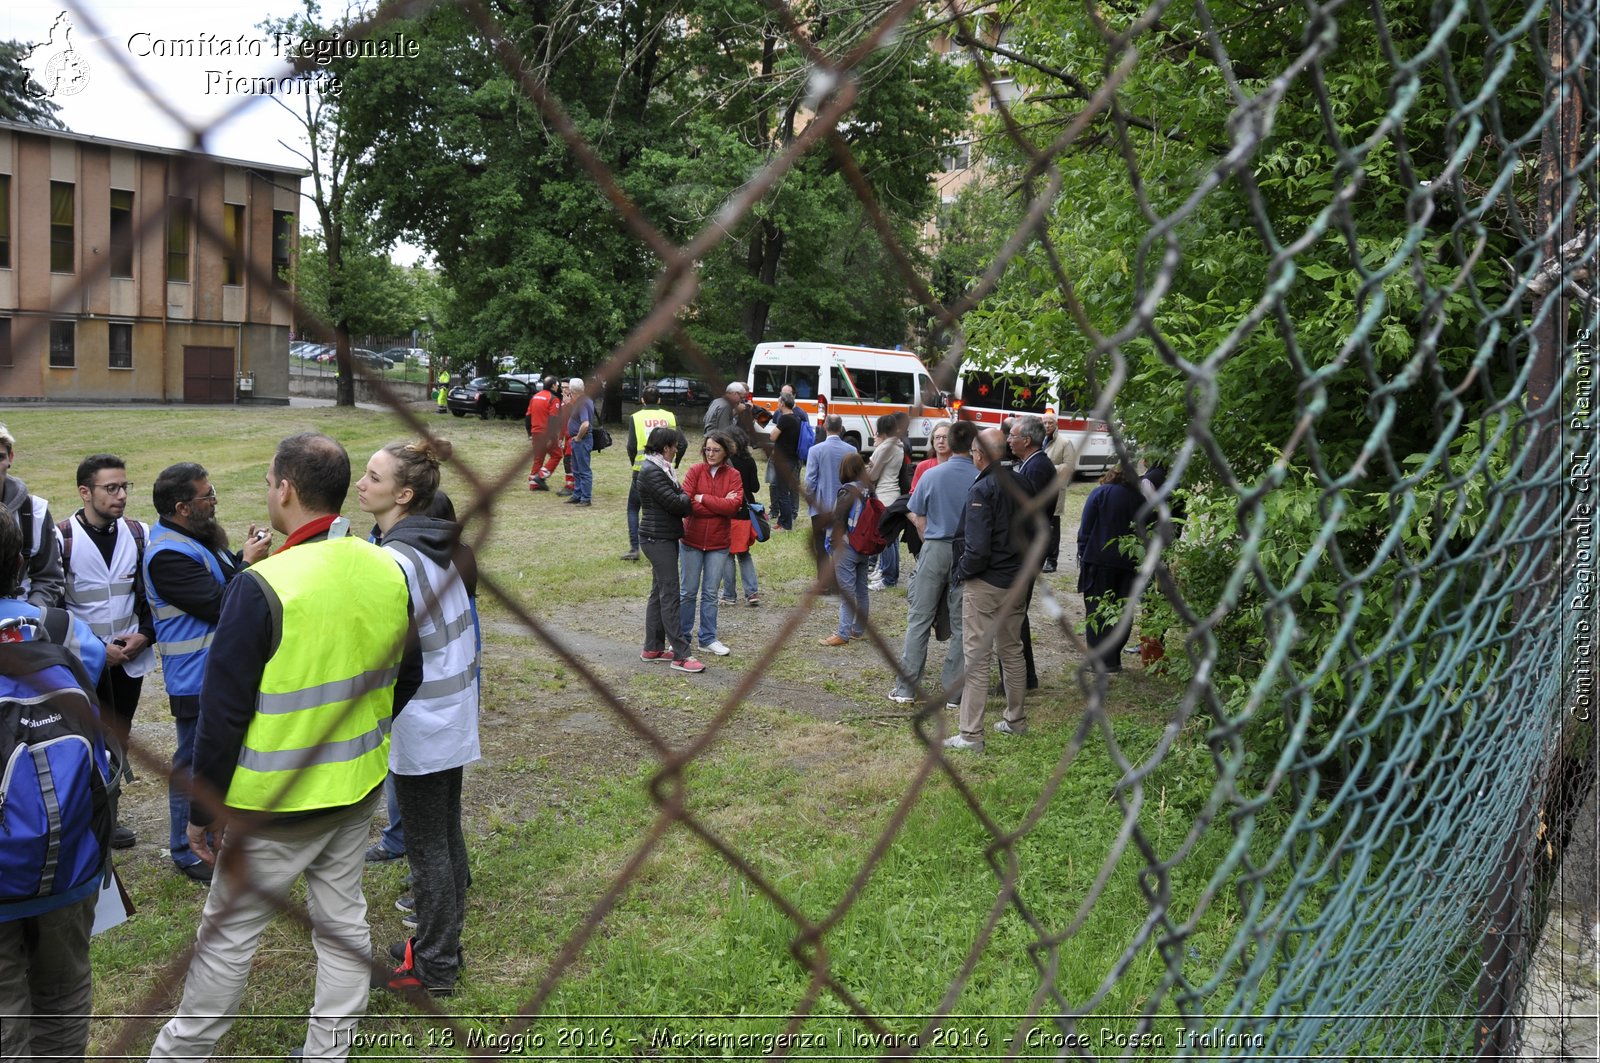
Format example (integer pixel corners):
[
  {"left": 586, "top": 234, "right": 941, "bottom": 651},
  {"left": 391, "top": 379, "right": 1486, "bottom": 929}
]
[{"left": 526, "top": 377, "right": 564, "bottom": 491}]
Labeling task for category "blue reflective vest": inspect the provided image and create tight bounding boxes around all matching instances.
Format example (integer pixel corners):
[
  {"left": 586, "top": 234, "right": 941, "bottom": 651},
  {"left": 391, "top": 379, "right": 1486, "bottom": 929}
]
[{"left": 143, "top": 525, "right": 226, "bottom": 697}]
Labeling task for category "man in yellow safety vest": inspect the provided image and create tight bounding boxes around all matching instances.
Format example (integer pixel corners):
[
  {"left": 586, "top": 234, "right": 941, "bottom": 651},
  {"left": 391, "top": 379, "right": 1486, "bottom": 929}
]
[{"left": 148, "top": 432, "right": 423, "bottom": 1060}]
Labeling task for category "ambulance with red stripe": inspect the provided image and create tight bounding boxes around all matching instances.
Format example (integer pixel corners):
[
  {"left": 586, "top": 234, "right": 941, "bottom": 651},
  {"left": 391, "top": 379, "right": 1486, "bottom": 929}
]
[
  {"left": 746, "top": 342, "right": 951, "bottom": 456},
  {"left": 952, "top": 356, "right": 1116, "bottom": 475}
]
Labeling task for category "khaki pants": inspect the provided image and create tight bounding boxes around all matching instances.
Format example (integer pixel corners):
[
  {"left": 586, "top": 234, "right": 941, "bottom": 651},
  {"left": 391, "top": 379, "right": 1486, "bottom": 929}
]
[
  {"left": 958, "top": 578, "right": 1026, "bottom": 741},
  {"left": 149, "top": 791, "right": 378, "bottom": 1062}
]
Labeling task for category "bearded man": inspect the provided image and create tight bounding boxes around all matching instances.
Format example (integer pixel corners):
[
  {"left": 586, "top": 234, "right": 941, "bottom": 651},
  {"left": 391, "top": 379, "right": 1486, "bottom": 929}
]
[{"left": 142, "top": 463, "right": 273, "bottom": 882}]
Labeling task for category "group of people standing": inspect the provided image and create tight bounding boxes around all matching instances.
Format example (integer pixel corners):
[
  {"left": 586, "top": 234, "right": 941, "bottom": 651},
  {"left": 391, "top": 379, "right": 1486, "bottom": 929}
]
[
  {"left": 524, "top": 376, "right": 598, "bottom": 505},
  {"left": 0, "top": 422, "right": 482, "bottom": 1062}
]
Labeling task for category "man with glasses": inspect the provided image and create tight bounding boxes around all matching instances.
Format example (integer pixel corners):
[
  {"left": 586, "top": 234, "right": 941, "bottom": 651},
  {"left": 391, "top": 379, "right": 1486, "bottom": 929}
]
[
  {"left": 0, "top": 423, "right": 66, "bottom": 607},
  {"left": 58, "top": 454, "right": 156, "bottom": 848},
  {"left": 143, "top": 464, "right": 273, "bottom": 882}
]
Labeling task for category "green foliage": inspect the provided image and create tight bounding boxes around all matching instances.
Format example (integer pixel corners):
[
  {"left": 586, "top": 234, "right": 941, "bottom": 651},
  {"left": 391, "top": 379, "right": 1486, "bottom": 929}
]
[
  {"left": 337, "top": 0, "right": 966, "bottom": 376},
  {"left": 957, "top": 2, "right": 1555, "bottom": 779},
  {"left": 0, "top": 40, "right": 65, "bottom": 129},
  {"left": 290, "top": 232, "right": 437, "bottom": 339}
]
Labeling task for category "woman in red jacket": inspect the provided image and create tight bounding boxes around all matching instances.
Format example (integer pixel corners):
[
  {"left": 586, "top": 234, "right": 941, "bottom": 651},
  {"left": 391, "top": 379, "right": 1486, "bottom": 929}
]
[{"left": 679, "top": 431, "right": 744, "bottom": 658}]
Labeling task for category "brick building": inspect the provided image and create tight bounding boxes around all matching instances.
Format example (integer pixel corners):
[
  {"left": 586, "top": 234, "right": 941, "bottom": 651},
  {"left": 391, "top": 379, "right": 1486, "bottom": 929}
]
[{"left": 0, "top": 120, "right": 303, "bottom": 404}]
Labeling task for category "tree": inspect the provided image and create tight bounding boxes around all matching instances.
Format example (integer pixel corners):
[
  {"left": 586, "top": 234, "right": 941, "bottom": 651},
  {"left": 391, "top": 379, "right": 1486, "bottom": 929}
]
[
  {"left": 290, "top": 232, "right": 434, "bottom": 340},
  {"left": 334, "top": 0, "right": 965, "bottom": 386},
  {"left": 0, "top": 40, "right": 65, "bottom": 129},
  {"left": 262, "top": 2, "right": 375, "bottom": 406}
]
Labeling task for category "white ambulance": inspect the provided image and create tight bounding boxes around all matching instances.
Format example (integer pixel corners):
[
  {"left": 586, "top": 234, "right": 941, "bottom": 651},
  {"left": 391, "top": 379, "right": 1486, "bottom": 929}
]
[
  {"left": 952, "top": 356, "right": 1116, "bottom": 475},
  {"left": 745, "top": 342, "right": 951, "bottom": 455}
]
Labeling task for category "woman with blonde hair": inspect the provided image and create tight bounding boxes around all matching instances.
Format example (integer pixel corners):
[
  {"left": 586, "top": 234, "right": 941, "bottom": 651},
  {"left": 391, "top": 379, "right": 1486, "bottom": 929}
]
[{"left": 356, "top": 437, "right": 479, "bottom": 996}]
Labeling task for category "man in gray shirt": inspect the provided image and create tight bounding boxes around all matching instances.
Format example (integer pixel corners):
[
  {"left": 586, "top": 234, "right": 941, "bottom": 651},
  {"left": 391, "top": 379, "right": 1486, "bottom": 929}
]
[
  {"left": 703, "top": 382, "right": 746, "bottom": 437},
  {"left": 888, "top": 419, "right": 978, "bottom": 707}
]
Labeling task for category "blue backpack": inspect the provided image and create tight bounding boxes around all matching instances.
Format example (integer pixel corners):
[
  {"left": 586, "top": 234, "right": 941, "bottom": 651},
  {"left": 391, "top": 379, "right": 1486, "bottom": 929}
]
[
  {"left": 0, "top": 617, "right": 114, "bottom": 921},
  {"left": 796, "top": 418, "right": 816, "bottom": 463}
]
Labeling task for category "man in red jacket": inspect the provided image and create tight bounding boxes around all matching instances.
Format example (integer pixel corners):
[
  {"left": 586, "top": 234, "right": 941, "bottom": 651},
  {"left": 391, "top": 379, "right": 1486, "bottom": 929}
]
[{"left": 526, "top": 377, "right": 564, "bottom": 491}]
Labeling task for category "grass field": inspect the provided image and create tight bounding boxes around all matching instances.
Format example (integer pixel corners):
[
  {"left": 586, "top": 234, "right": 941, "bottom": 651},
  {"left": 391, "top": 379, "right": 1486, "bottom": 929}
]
[{"left": 0, "top": 403, "right": 1294, "bottom": 1058}]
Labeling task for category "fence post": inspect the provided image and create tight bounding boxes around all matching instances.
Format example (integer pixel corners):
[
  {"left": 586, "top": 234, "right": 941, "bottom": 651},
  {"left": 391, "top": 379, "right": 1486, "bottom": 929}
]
[{"left": 1476, "top": 2, "right": 1584, "bottom": 1056}]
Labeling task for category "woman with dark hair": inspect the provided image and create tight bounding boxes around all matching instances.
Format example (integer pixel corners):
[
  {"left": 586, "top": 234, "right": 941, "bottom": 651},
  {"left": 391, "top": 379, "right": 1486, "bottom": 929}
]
[
  {"left": 718, "top": 427, "right": 763, "bottom": 607},
  {"left": 355, "top": 438, "right": 479, "bottom": 995},
  {"left": 1076, "top": 464, "right": 1144, "bottom": 672},
  {"left": 636, "top": 426, "right": 703, "bottom": 672},
  {"left": 679, "top": 430, "right": 744, "bottom": 658},
  {"left": 820, "top": 450, "right": 870, "bottom": 647}
]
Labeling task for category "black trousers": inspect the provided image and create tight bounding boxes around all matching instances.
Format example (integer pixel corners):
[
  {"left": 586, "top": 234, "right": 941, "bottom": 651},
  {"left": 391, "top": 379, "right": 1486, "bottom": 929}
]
[
  {"left": 641, "top": 538, "right": 689, "bottom": 659},
  {"left": 97, "top": 664, "right": 143, "bottom": 778},
  {"left": 393, "top": 768, "right": 469, "bottom": 985},
  {"left": 1081, "top": 563, "right": 1139, "bottom": 669}
]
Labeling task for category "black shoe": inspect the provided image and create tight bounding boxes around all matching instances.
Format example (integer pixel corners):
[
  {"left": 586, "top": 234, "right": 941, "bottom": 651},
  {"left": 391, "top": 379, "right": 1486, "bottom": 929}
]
[
  {"left": 563, "top": 496, "right": 581, "bottom": 504},
  {"left": 175, "top": 861, "right": 213, "bottom": 883},
  {"left": 1042, "top": 560, "right": 1057, "bottom": 573},
  {"left": 556, "top": 488, "right": 574, "bottom": 498},
  {"left": 621, "top": 549, "right": 640, "bottom": 561},
  {"left": 111, "top": 824, "right": 136, "bottom": 849},
  {"left": 364, "top": 843, "right": 404, "bottom": 863}
]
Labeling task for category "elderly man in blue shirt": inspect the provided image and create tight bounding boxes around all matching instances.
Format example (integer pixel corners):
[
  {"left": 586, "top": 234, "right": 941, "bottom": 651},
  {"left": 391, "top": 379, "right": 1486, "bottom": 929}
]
[{"left": 888, "top": 419, "right": 979, "bottom": 708}]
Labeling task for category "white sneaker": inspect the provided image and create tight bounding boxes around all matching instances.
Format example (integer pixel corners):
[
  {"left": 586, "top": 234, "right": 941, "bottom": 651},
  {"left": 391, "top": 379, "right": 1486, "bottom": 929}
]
[
  {"left": 705, "top": 640, "right": 731, "bottom": 656},
  {"left": 887, "top": 690, "right": 915, "bottom": 705},
  {"left": 942, "top": 734, "right": 984, "bottom": 752},
  {"left": 868, "top": 578, "right": 886, "bottom": 591}
]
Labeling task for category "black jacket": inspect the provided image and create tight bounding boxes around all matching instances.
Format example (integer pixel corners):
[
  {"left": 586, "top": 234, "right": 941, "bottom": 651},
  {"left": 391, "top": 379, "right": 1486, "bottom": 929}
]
[
  {"left": 379, "top": 514, "right": 478, "bottom": 598},
  {"left": 953, "top": 464, "right": 1025, "bottom": 589},
  {"left": 638, "top": 460, "right": 692, "bottom": 541}
]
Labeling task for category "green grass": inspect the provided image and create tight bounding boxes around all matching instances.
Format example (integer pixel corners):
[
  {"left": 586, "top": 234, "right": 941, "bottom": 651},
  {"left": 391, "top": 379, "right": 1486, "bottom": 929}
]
[{"left": 0, "top": 405, "right": 1309, "bottom": 1057}]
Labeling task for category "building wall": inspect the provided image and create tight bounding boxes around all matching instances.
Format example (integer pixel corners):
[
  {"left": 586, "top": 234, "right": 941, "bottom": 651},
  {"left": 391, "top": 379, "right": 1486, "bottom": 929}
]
[{"left": 0, "top": 125, "right": 300, "bottom": 404}]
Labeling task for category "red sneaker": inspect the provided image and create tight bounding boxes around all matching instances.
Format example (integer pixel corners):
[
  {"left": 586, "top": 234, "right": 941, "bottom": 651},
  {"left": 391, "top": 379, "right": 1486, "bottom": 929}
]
[
  {"left": 670, "top": 656, "right": 706, "bottom": 673},
  {"left": 373, "top": 937, "right": 454, "bottom": 996},
  {"left": 640, "top": 649, "right": 671, "bottom": 662}
]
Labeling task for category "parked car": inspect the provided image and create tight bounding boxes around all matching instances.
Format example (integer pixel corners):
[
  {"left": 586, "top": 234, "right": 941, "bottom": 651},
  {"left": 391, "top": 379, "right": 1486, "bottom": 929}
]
[
  {"left": 379, "top": 347, "right": 428, "bottom": 366},
  {"left": 655, "top": 376, "right": 706, "bottom": 406},
  {"left": 447, "top": 375, "right": 535, "bottom": 420}
]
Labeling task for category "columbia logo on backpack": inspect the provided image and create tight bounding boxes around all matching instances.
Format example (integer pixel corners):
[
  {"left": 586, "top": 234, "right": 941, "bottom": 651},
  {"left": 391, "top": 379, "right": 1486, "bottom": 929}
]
[{"left": 0, "top": 619, "right": 115, "bottom": 921}]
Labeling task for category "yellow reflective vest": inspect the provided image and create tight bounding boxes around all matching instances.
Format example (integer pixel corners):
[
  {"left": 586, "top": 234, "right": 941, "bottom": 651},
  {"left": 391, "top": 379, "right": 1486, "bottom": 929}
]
[
  {"left": 629, "top": 406, "right": 677, "bottom": 471},
  {"left": 225, "top": 536, "right": 410, "bottom": 813}
]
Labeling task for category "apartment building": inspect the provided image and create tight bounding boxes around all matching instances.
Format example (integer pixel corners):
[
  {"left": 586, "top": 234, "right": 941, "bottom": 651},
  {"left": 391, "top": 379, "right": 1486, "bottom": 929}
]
[{"left": 0, "top": 120, "right": 303, "bottom": 404}]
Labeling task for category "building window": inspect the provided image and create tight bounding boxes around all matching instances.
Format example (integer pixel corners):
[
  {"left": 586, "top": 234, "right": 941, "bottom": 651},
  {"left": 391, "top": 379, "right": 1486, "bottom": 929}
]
[
  {"left": 50, "top": 182, "right": 74, "bottom": 273},
  {"left": 0, "top": 319, "right": 11, "bottom": 367},
  {"left": 167, "top": 196, "right": 192, "bottom": 282},
  {"left": 109, "top": 323, "right": 132, "bottom": 369},
  {"left": 994, "top": 78, "right": 1021, "bottom": 104},
  {"left": 109, "top": 190, "right": 134, "bottom": 278},
  {"left": 0, "top": 175, "right": 10, "bottom": 269},
  {"left": 272, "top": 211, "right": 293, "bottom": 289},
  {"left": 223, "top": 204, "right": 245, "bottom": 285},
  {"left": 49, "top": 321, "right": 75, "bottom": 369},
  {"left": 942, "top": 140, "right": 971, "bottom": 172}
]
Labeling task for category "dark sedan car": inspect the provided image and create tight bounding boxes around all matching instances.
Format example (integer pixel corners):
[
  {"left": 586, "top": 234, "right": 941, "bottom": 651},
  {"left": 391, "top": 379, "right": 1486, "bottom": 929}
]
[
  {"left": 447, "top": 375, "right": 533, "bottom": 420},
  {"left": 655, "top": 376, "right": 706, "bottom": 405}
]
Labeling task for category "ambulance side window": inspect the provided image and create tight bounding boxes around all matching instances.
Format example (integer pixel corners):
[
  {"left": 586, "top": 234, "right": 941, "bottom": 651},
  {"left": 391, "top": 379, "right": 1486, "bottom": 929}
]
[
  {"left": 831, "top": 365, "right": 857, "bottom": 399},
  {"left": 879, "top": 371, "right": 915, "bottom": 405}
]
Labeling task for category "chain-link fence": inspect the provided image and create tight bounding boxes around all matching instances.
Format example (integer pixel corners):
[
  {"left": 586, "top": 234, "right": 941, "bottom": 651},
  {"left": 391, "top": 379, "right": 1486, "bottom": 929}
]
[{"left": 12, "top": 0, "right": 1597, "bottom": 1057}]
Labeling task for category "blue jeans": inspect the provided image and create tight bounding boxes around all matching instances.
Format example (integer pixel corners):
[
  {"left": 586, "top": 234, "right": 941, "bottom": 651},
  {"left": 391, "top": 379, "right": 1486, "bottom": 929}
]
[
  {"left": 168, "top": 714, "right": 201, "bottom": 867},
  {"left": 679, "top": 545, "right": 728, "bottom": 646},
  {"left": 381, "top": 773, "right": 406, "bottom": 855},
  {"left": 876, "top": 537, "right": 900, "bottom": 586},
  {"left": 571, "top": 434, "right": 594, "bottom": 502},
  {"left": 836, "top": 542, "right": 869, "bottom": 639},
  {"left": 719, "top": 551, "right": 758, "bottom": 599}
]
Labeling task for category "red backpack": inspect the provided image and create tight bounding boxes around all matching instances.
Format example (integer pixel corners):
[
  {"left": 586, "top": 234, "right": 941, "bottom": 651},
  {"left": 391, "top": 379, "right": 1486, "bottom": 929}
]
[{"left": 844, "top": 487, "right": 888, "bottom": 556}]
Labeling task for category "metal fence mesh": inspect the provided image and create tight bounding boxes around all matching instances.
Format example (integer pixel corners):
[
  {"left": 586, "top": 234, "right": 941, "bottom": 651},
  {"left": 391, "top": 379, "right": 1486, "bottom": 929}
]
[{"left": 35, "top": 0, "right": 1599, "bottom": 1057}]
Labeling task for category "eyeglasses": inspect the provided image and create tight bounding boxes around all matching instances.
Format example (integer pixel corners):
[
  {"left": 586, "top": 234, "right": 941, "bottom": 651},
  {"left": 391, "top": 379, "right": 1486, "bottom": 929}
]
[
  {"left": 95, "top": 482, "right": 133, "bottom": 495},
  {"left": 183, "top": 489, "right": 218, "bottom": 505}
]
